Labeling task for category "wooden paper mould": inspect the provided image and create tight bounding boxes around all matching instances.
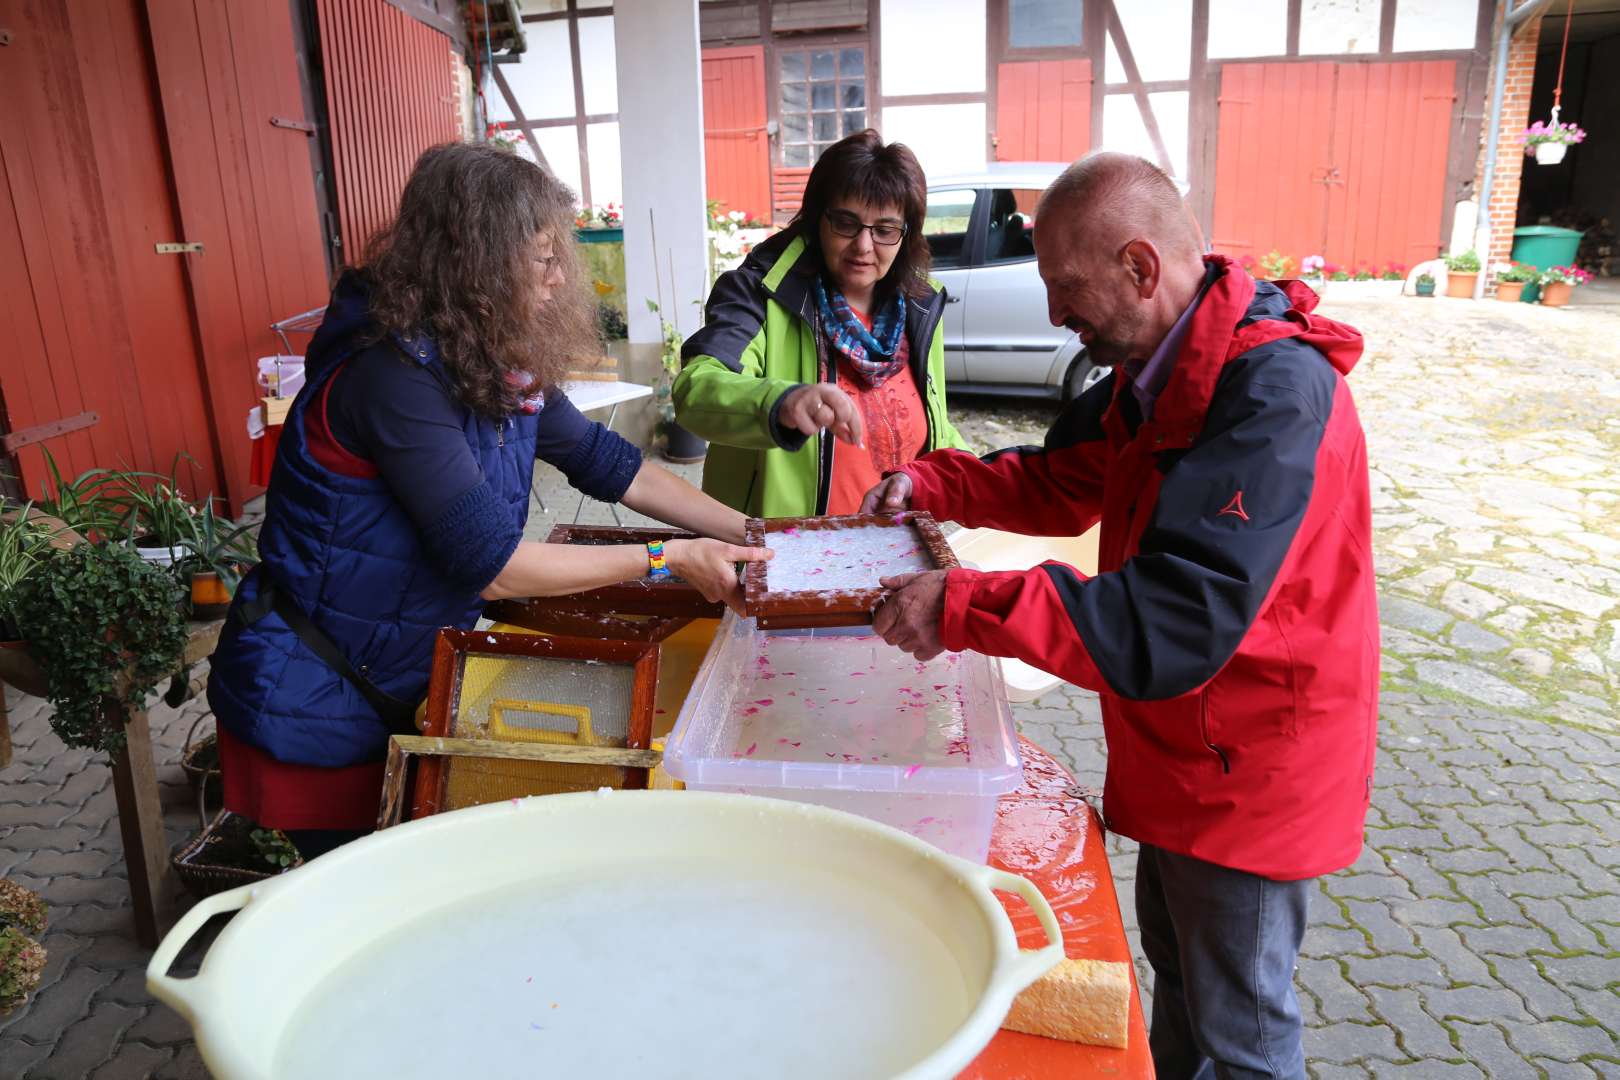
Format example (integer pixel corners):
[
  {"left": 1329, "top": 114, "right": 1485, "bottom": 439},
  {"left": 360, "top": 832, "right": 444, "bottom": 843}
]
[
  {"left": 379, "top": 628, "right": 660, "bottom": 828},
  {"left": 524, "top": 524, "right": 726, "bottom": 619},
  {"left": 742, "top": 511, "right": 958, "bottom": 630}
]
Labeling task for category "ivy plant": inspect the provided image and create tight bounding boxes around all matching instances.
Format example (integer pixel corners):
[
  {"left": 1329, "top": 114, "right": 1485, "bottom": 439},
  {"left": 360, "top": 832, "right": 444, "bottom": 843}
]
[{"left": 13, "top": 543, "right": 186, "bottom": 757}]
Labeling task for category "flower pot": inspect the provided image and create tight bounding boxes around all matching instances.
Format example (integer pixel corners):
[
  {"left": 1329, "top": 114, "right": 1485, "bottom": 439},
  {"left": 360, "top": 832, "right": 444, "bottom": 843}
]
[
  {"left": 1533, "top": 142, "right": 1568, "bottom": 165},
  {"left": 1540, "top": 281, "right": 1574, "bottom": 307},
  {"left": 1414, "top": 280, "right": 1436, "bottom": 297},
  {"left": 1444, "top": 271, "right": 1478, "bottom": 298},
  {"left": 189, "top": 571, "right": 235, "bottom": 620},
  {"left": 662, "top": 421, "right": 708, "bottom": 465},
  {"left": 1494, "top": 281, "right": 1529, "bottom": 302},
  {"left": 132, "top": 537, "right": 185, "bottom": 566}
]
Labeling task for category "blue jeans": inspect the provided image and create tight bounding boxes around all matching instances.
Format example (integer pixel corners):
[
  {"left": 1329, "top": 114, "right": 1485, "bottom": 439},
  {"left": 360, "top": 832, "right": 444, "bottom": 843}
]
[{"left": 1136, "top": 844, "right": 1312, "bottom": 1080}]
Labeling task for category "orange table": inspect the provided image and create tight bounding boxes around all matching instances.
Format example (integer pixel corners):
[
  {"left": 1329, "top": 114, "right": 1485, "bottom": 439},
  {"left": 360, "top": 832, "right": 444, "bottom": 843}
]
[{"left": 962, "top": 738, "right": 1155, "bottom": 1078}]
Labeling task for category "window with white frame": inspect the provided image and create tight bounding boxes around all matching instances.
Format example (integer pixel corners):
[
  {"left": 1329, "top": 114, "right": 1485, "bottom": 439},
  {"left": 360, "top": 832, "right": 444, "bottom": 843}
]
[
  {"left": 778, "top": 47, "right": 867, "bottom": 167},
  {"left": 488, "top": 4, "right": 621, "bottom": 207}
]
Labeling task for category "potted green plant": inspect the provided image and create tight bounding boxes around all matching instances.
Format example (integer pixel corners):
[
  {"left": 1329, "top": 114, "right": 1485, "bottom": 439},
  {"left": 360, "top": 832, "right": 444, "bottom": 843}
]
[
  {"left": 11, "top": 542, "right": 186, "bottom": 758},
  {"left": 1258, "top": 250, "right": 1294, "bottom": 280},
  {"left": 1443, "top": 250, "right": 1481, "bottom": 298},
  {"left": 1522, "top": 119, "right": 1586, "bottom": 165},
  {"left": 33, "top": 450, "right": 125, "bottom": 541},
  {"left": 1537, "top": 264, "right": 1592, "bottom": 307},
  {"left": 171, "top": 500, "right": 259, "bottom": 618},
  {"left": 108, "top": 456, "right": 202, "bottom": 567},
  {"left": 0, "top": 506, "right": 60, "bottom": 646},
  {"left": 647, "top": 299, "right": 707, "bottom": 464},
  {"left": 1414, "top": 272, "right": 1436, "bottom": 297},
  {"left": 1493, "top": 262, "right": 1538, "bottom": 302}
]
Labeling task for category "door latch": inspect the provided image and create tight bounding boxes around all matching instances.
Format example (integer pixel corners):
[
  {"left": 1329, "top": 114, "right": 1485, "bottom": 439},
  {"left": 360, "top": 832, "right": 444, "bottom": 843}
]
[{"left": 155, "top": 242, "right": 204, "bottom": 255}]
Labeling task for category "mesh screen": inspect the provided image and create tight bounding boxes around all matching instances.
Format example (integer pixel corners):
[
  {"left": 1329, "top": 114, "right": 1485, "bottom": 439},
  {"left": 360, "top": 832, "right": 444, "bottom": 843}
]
[{"left": 442, "top": 651, "right": 639, "bottom": 808}]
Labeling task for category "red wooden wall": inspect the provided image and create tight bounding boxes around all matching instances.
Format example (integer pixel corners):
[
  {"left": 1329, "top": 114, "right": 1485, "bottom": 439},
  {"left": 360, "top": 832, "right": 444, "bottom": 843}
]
[
  {"left": 0, "top": 0, "right": 221, "bottom": 501},
  {"left": 316, "top": 0, "right": 462, "bottom": 261},
  {"left": 994, "top": 59, "right": 1093, "bottom": 163},
  {"left": 702, "top": 46, "right": 772, "bottom": 223},
  {"left": 146, "top": 0, "right": 333, "bottom": 514},
  {"left": 0, "top": 0, "right": 332, "bottom": 515},
  {"left": 1212, "top": 60, "right": 1456, "bottom": 273}
]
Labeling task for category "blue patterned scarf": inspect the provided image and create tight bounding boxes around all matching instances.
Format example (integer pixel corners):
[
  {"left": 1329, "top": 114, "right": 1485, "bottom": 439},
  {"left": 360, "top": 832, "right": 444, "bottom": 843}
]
[{"left": 814, "top": 277, "right": 908, "bottom": 387}]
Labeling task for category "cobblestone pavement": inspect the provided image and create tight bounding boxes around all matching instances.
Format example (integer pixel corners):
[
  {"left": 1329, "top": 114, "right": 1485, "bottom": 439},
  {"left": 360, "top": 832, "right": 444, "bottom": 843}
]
[{"left": 2, "top": 294, "right": 1618, "bottom": 1077}]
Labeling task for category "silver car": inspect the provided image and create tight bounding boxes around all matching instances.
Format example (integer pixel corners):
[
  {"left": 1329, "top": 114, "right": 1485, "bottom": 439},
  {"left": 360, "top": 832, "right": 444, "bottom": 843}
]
[{"left": 922, "top": 164, "right": 1107, "bottom": 402}]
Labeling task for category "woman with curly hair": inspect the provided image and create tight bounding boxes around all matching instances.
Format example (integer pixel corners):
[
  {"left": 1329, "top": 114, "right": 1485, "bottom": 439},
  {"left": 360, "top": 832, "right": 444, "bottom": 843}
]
[
  {"left": 675, "top": 129, "right": 968, "bottom": 517},
  {"left": 208, "top": 142, "right": 764, "bottom": 856}
]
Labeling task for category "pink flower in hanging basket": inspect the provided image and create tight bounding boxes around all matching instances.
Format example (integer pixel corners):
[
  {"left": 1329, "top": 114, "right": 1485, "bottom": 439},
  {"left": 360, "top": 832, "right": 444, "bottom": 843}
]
[{"left": 1522, "top": 119, "right": 1587, "bottom": 152}]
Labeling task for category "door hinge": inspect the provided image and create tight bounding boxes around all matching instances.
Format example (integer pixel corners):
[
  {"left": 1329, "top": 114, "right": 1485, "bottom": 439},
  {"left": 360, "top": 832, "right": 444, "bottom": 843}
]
[
  {"left": 155, "top": 242, "right": 204, "bottom": 255},
  {"left": 269, "top": 115, "right": 316, "bottom": 135}
]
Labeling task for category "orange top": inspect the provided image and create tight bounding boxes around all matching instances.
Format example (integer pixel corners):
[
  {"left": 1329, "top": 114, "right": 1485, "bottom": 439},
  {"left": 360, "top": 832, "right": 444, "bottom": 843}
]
[{"left": 824, "top": 306, "right": 928, "bottom": 516}]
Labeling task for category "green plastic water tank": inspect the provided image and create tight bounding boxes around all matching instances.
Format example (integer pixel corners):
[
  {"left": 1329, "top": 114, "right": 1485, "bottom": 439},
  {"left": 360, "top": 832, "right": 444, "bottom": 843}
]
[{"left": 1511, "top": 225, "right": 1583, "bottom": 270}]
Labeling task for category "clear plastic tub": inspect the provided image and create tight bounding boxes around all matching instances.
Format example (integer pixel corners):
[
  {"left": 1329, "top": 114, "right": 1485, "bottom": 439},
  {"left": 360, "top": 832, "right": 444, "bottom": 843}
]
[{"left": 663, "top": 613, "right": 1023, "bottom": 862}]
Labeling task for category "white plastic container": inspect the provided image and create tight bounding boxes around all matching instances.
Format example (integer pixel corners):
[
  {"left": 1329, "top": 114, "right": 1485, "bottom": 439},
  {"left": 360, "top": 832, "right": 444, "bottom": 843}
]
[
  {"left": 147, "top": 790, "right": 1063, "bottom": 1080},
  {"left": 663, "top": 613, "right": 1023, "bottom": 862}
]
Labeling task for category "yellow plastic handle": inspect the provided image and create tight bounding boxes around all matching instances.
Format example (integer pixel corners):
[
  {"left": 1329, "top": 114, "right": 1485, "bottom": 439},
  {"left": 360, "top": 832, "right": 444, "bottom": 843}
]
[
  {"left": 980, "top": 864, "right": 1066, "bottom": 990},
  {"left": 145, "top": 883, "right": 255, "bottom": 1018}
]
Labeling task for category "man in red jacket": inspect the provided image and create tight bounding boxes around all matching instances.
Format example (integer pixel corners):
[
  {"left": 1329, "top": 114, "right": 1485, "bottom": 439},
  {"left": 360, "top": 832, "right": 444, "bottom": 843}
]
[{"left": 866, "top": 152, "right": 1378, "bottom": 1078}]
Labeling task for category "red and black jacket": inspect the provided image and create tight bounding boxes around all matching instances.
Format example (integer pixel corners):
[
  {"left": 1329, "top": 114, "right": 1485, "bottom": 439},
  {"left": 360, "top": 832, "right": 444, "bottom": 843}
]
[{"left": 904, "top": 256, "right": 1379, "bottom": 880}]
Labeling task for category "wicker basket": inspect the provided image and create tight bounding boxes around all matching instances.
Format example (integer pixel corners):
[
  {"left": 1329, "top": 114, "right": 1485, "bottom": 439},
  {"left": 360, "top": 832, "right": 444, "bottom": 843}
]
[
  {"left": 180, "top": 716, "right": 222, "bottom": 803},
  {"left": 172, "top": 811, "right": 304, "bottom": 900}
]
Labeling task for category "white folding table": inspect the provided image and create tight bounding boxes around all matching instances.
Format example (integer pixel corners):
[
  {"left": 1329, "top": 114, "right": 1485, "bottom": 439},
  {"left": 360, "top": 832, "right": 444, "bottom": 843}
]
[{"left": 555, "top": 379, "right": 654, "bottom": 524}]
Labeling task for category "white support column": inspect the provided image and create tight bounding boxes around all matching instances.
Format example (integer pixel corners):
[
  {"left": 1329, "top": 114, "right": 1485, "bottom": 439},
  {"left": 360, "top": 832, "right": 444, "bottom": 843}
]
[{"left": 615, "top": 0, "right": 708, "bottom": 351}]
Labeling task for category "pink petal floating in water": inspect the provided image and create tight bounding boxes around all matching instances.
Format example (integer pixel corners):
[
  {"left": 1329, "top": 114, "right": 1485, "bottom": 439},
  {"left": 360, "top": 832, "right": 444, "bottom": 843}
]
[
  {"left": 745, "top": 742, "right": 758, "bottom": 756},
  {"left": 915, "top": 816, "right": 937, "bottom": 826},
  {"left": 932, "top": 684, "right": 948, "bottom": 691},
  {"left": 904, "top": 764, "right": 922, "bottom": 779},
  {"left": 754, "top": 698, "right": 774, "bottom": 706}
]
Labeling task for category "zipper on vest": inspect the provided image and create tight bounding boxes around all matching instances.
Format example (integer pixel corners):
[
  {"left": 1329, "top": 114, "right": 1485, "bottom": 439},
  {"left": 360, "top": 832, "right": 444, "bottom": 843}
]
[{"left": 1199, "top": 694, "right": 1231, "bottom": 774}]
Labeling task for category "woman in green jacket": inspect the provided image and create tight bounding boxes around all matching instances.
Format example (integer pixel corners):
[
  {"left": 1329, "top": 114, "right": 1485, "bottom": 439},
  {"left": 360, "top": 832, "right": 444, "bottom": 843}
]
[{"left": 675, "top": 130, "right": 968, "bottom": 518}]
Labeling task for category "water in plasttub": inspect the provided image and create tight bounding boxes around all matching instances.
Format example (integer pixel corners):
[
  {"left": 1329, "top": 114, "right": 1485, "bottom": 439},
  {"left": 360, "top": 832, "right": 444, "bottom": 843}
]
[
  {"left": 765, "top": 523, "right": 930, "bottom": 594},
  {"left": 275, "top": 857, "right": 973, "bottom": 1079},
  {"left": 731, "top": 636, "right": 971, "bottom": 766}
]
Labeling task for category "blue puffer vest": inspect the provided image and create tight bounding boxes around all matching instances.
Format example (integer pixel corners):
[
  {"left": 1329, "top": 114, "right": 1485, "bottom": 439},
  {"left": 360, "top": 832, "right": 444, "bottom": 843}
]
[{"left": 208, "top": 275, "right": 539, "bottom": 767}]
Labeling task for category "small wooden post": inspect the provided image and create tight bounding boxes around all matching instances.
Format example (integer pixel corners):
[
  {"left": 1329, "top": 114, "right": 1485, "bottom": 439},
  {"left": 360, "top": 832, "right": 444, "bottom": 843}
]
[{"left": 107, "top": 701, "right": 172, "bottom": 948}]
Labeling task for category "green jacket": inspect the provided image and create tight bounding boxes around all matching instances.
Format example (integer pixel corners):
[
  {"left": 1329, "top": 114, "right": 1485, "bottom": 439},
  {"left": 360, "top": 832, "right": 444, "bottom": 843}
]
[{"left": 674, "top": 231, "right": 969, "bottom": 517}]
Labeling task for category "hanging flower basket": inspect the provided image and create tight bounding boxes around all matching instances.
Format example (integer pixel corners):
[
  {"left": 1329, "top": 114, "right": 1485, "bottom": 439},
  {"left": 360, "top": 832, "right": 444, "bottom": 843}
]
[{"left": 1523, "top": 120, "right": 1585, "bottom": 165}]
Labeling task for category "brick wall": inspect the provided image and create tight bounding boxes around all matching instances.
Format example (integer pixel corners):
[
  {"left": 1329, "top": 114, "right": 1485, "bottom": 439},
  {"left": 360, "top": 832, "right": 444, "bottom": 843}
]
[{"left": 1475, "top": 13, "right": 1542, "bottom": 267}]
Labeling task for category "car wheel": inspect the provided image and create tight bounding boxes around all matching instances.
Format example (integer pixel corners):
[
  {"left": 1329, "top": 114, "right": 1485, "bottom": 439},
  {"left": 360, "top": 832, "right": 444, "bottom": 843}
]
[{"left": 1062, "top": 356, "right": 1112, "bottom": 403}]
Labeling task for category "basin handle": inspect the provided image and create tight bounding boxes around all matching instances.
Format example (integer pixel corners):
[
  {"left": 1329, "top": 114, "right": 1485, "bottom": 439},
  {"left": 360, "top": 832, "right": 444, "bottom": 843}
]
[
  {"left": 145, "top": 884, "right": 255, "bottom": 1018},
  {"left": 980, "top": 864, "right": 1065, "bottom": 989}
]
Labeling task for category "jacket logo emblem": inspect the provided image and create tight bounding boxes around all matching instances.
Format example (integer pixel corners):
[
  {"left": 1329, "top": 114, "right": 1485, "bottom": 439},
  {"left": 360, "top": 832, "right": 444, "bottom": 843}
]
[{"left": 1218, "top": 491, "right": 1250, "bottom": 521}]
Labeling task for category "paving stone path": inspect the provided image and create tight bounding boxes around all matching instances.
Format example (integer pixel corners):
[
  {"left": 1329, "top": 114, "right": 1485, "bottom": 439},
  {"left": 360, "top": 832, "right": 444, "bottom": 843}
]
[{"left": 2, "top": 294, "right": 1617, "bottom": 1077}]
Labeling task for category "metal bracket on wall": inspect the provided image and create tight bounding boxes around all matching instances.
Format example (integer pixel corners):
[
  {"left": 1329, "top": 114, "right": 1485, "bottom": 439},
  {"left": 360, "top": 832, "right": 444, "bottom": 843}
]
[
  {"left": 269, "top": 115, "right": 316, "bottom": 134},
  {"left": 1, "top": 411, "right": 100, "bottom": 454},
  {"left": 155, "top": 242, "right": 204, "bottom": 255}
]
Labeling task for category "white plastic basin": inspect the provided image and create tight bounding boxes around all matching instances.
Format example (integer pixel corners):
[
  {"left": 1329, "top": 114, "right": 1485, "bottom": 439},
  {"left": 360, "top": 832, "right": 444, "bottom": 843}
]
[{"left": 148, "top": 790, "right": 1062, "bottom": 1080}]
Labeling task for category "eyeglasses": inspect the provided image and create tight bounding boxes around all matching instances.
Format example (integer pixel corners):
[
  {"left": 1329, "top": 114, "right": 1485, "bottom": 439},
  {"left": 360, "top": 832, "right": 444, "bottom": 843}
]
[{"left": 823, "top": 209, "right": 907, "bottom": 247}]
